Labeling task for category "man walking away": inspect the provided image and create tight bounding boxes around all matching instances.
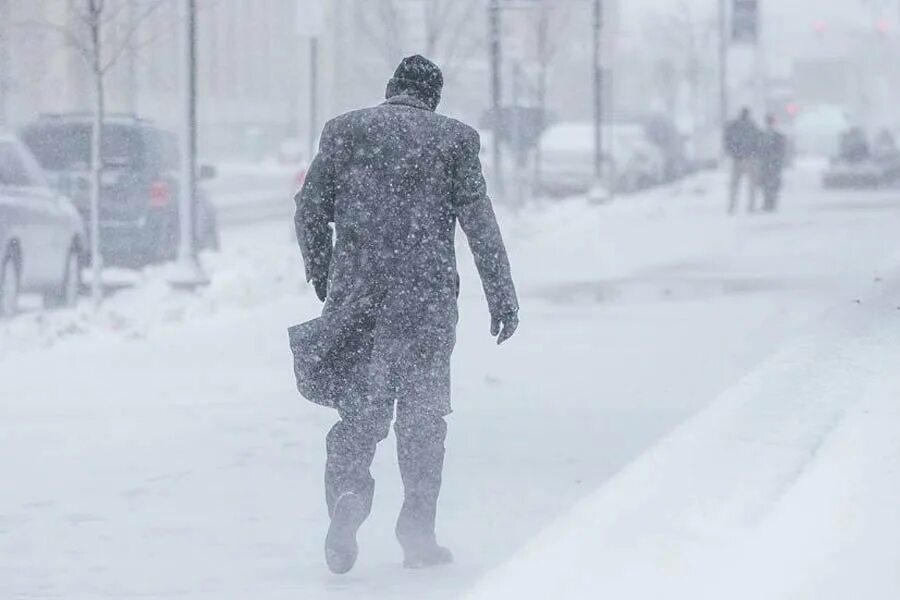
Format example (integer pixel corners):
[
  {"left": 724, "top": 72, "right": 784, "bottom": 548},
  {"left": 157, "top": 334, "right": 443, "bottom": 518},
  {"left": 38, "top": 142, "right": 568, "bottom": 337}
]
[
  {"left": 291, "top": 55, "right": 519, "bottom": 575},
  {"left": 724, "top": 107, "right": 762, "bottom": 214},
  {"left": 760, "top": 114, "right": 788, "bottom": 212}
]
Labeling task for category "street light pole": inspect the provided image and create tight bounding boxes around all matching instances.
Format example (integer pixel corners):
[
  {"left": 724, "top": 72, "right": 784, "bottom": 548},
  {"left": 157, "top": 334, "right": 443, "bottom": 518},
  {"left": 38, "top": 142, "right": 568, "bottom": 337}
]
[
  {"left": 489, "top": 0, "right": 505, "bottom": 198},
  {"left": 0, "top": 0, "right": 8, "bottom": 127},
  {"left": 592, "top": 0, "right": 604, "bottom": 183},
  {"left": 308, "top": 36, "right": 319, "bottom": 161},
  {"left": 718, "top": 0, "right": 729, "bottom": 140},
  {"left": 171, "top": 0, "right": 208, "bottom": 289}
]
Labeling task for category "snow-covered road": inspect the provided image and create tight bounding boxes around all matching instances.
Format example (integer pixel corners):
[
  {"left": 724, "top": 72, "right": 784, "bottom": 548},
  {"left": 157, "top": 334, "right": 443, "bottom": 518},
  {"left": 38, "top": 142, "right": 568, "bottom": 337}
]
[{"left": 2, "top": 167, "right": 899, "bottom": 598}]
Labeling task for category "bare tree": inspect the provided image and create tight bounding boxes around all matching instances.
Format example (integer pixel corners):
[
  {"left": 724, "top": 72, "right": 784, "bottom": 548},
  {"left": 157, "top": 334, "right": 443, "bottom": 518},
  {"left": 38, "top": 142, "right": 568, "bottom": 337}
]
[
  {"left": 14, "top": 0, "right": 171, "bottom": 306},
  {"left": 645, "top": 3, "right": 717, "bottom": 150},
  {"left": 352, "top": 0, "right": 483, "bottom": 81}
]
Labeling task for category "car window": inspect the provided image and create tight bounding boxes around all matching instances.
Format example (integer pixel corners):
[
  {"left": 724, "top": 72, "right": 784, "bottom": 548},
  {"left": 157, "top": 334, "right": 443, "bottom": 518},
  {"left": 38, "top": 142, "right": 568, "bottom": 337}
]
[
  {"left": 103, "top": 125, "right": 145, "bottom": 169},
  {"left": 18, "top": 143, "right": 50, "bottom": 188},
  {"left": 0, "top": 141, "right": 36, "bottom": 187},
  {"left": 144, "top": 129, "right": 180, "bottom": 170},
  {"left": 21, "top": 122, "right": 146, "bottom": 171}
]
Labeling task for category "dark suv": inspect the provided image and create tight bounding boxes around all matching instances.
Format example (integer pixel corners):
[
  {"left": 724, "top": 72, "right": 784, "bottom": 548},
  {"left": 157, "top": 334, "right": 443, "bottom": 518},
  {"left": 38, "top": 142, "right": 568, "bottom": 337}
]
[{"left": 21, "top": 114, "right": 219, "bottom": 268}]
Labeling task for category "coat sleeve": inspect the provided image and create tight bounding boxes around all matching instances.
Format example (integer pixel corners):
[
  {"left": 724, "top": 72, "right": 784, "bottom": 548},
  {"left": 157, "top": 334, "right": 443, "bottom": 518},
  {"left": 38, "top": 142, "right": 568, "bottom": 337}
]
[
  {"left": 454, "top": 128, "right": 519, "bottom": 318},
  {"left": 295, "top": 122, "right": 338, "bottom": 284}
]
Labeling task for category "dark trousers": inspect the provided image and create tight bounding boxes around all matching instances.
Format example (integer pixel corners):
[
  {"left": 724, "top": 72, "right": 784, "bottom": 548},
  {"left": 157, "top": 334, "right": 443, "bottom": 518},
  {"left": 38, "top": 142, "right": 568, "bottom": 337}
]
[
  {"left": 761, "top": 169, "right": 783, "bottom": 212},
  {"left": 325, "top": 397, "right": 447, "bottom": 550},
  {"left": 729, "top": 157, "right": 759, "bottom": 213}
]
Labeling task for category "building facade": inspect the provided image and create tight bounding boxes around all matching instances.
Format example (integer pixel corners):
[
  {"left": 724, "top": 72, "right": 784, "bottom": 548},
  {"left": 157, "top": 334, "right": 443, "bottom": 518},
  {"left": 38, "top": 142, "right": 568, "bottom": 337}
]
[
  {"left": 1, "top": 0, "right": 302, "bottom": 159},
  {"left": 0, "top": 0, "right": 633, "bottom": 159}
]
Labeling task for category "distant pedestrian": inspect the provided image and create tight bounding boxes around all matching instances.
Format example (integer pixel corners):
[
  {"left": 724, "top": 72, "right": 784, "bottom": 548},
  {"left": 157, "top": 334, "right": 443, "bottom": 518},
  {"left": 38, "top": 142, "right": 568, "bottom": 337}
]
[
  {"left": 289, "top": 55, "right": 519, "bottom": 575},
  {"left": 724, "top": 107, "right": 762, "bottom": 214},
  {"left": 760, "top": 114, "right": 788, "bottom": 212}
]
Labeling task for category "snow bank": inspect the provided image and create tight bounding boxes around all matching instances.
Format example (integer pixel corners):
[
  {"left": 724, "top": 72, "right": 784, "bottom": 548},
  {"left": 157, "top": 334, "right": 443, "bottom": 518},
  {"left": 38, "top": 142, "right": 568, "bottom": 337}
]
[
  {"left": 463, "top": 258, "right": 900, "bottom": 600},
  {"left": 0, "top": 227, "right": 312, "bottom": 363}
]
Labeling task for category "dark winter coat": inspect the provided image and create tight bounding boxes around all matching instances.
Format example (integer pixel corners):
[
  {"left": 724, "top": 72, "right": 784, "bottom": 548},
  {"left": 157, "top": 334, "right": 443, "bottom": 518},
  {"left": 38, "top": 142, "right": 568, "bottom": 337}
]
[
  {"left": 289, "top": 94, "right": 518, "bottom": 415},
  {"left": 724, "top": 117, "right": 762, "bottom": 160},
  {"left": 760, "top": 129, "right": 787, "bottom": 190}
]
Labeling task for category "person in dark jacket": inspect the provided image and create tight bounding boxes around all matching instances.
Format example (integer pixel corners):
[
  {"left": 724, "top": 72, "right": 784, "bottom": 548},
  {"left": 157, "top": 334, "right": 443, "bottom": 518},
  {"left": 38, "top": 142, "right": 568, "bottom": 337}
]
[
  {"left": 724, "top": 107, "right": 762, "bottom": 214},
  {"left": 760, "top": 114, "right": 788, "bottom": 212},
  {"left": 292, "top": 55, "right": 519, "bottom": 575}
]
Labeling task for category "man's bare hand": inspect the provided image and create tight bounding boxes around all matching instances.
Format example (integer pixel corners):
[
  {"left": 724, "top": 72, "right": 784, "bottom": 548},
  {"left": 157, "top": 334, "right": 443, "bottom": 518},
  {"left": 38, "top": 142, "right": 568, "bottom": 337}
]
[{"left": 490, "top": 312, "right": 519, "bottom": 345}]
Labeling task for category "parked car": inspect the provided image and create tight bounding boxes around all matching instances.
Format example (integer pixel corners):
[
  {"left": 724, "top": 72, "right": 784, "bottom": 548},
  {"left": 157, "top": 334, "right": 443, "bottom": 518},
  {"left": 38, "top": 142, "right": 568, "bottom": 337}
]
[
  {"left": 643, "top": 115, "right": 692, "bottom": 181},
  {"left": 538, "top": 122, "right": 666, "bottom": 197},
  {"left": 20, "top": 114, "right": 219, "bottom": 268},
  {"left": 822, "top": 126, "right": 900, "bottom": 190},
  {"left": 608, "top": 124, "right": 667, "bottom": 192},
  {"left": 793, "top": 104, "right": 850, "bottom": 158},
  {"left": 0, "top": 133, "right": 86, "bottom": 317}
]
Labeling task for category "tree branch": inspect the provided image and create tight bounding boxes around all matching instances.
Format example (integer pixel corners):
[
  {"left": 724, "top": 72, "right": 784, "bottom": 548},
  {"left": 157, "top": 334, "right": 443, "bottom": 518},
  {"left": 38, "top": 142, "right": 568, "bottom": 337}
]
[
  {"left": 101, "top": 26, "right": 169, "bottom": 75},
  {"left": 439, "top": 0, "right": 484, "bottom": 79},
  {"left": 425, "top": 0, "right": 459, "bottom": 52},
  {"left": 10, "top": 18, "right": 92, "bottom": 63},
  {"left": 353, "top": 0, "right": 403, "bottom": 67},
  {"left": 100, "top": 0, "right": 172, "bottom": 74}
]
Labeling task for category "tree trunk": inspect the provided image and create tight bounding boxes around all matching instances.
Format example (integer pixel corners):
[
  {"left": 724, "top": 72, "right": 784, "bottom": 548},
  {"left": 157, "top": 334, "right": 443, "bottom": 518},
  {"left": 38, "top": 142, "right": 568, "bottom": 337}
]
[
  {"left": 535, "top": 63, "right": 546, "bottom": 194},
  {"left": 0, "top": 0, "right": 9, "bottom": 126},
  {"left": 90, "top": 17, "right": 104, "bottom": 308},
  {"left": 535, "top": 7, "right": 549, "bottom": 196}
]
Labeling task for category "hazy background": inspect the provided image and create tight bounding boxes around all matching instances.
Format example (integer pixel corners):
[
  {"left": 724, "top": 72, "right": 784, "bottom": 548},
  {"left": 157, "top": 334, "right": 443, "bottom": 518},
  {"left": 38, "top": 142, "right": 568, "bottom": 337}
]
[{"left": 3, "top": 0, "right": 898, "bottom": 163}]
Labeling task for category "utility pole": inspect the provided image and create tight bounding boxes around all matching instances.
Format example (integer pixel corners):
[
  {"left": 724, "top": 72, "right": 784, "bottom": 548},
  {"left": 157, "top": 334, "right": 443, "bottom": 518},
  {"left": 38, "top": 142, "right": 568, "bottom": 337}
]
[
  {"left": 297, "top": 0, "right": 324, "bottom": 159},
  {"left": 171, "top": 0, "right": 208, "bottom": 289},
  {"left": 0, "top": 0, "right": 8, "bottom": 127},
  {"left": 592, "top": 0, "right": 604, "bottom": 183},
  {"left": 535, "top": 2, "right": 550, "bottom": 194},
  {"left": 489, "top": 0, "right": 505, "bottom": 198},
  {"left": 309, "top": 36, "right": 319, "bottom": 160},
  {"left": 511, "top": 60, "right": 525, "bottom": 207},
  {"left": 754, "top": 1, "right": 766, "bottom": 119},
  {"left": 718, "top": 0, "right": 729, "bottom": 142}
]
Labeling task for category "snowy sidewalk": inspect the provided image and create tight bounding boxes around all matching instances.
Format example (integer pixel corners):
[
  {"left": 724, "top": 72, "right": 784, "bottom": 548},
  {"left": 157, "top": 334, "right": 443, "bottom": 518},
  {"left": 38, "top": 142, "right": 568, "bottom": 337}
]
[
  {"left": 465, "top": 256, "right": 900, "bottom": 600},
  {"left": 4, "top": 168, "right": 900, "bottom": 598}
]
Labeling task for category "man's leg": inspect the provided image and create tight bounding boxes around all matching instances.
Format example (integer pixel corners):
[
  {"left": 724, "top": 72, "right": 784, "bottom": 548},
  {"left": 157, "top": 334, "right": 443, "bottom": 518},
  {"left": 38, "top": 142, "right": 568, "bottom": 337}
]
[
  {"left": 747, "top": 159, "right": 760, "bottom": 213},
  {"left": 771, "top": 172, "right": 783, "bottom": 212},
  {"left": 759, "top": 167, "right": 772, "bottom": 211},
  {"left": 323, "top": 397, "right": 393, "bottom": 573},
  {"left": 729, "top": 158, "right": 741, "bottom": 214},
  {"left": 394, "top": 402, "right": 452, "bottom": 568}
]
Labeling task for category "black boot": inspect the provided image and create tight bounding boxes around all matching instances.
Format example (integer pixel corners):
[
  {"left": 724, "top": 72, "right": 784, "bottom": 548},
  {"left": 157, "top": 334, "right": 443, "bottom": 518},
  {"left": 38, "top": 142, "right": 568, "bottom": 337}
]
[
  {"left": 401, "top": 538, "right": 454, "bottom": 569},
  {"left": 325, "top": 492, "right": 367, "bottom": 574},
  {"left": 395, "top": 411, "right": 449, "bottom": 569},
  {"left": 323, "top": 402, "right": 392, "bottom": 574}
]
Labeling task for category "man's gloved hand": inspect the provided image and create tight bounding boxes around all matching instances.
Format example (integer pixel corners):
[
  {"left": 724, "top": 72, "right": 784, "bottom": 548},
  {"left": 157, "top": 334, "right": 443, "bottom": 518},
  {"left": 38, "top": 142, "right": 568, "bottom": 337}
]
[
  {"left": 312, "top": 278, "right": 328, "bottom": 303},
  {"left": 490, "top": 311, "right": 519, "bottom": 345}
]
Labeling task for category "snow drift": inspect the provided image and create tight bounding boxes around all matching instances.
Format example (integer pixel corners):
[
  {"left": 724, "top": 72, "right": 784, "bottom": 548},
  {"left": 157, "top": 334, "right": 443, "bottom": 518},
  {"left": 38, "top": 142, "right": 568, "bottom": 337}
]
[{"left": 464, "top": 258, "right": 900, "bottom": 600}]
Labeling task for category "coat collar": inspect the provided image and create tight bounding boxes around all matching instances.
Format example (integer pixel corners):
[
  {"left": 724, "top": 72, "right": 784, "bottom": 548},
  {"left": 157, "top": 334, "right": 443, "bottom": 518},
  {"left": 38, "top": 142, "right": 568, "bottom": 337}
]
[{"left": 382, "top": 95, "right": 434, "bottom": 112}]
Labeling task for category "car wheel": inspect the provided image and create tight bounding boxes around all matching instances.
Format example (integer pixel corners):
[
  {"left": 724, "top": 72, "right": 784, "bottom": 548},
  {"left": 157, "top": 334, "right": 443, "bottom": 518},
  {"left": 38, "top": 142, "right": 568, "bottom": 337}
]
[
  {"left": 0, "top": 250, "right": 20, "bottom": 319},
  {"left": 44, "top": 247, "right": 82, "bottom": 309}
]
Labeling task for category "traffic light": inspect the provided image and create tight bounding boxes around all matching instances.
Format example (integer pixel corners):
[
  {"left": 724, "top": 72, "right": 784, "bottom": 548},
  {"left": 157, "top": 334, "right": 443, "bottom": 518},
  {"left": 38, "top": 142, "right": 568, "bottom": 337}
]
[{"left": 732, "top": 0, "right": 759, "bottom": 44}]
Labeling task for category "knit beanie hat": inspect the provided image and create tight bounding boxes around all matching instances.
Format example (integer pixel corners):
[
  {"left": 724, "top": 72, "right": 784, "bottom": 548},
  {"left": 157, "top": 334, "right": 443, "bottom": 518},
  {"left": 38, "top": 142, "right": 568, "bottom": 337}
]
[{"left": 385, "top": 55, "right": 444, "bottom": 110}]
